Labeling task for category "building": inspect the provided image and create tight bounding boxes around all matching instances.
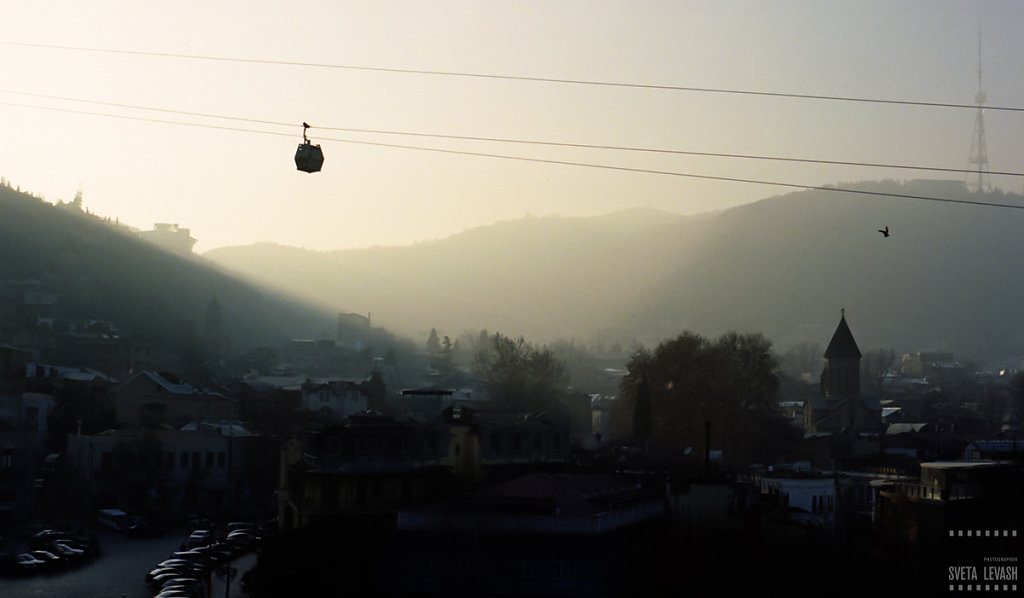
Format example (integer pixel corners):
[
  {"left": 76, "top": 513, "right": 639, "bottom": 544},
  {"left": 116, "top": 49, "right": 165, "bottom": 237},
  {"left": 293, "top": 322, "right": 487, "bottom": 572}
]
[
  {"left": 278, "top": 413, "right": 452, "bottom": 530},
  {"left": 802, "top": 312, "right": 883, "bottom": 462},
  {"left": 875, "top": 460, "right": 1023, "bottom": 541},
  {"left": 391, "top": 473, "right": 665, "bottom": 596},
  {"left": 140, "top": 223, "right": 196, "bottom": 255},
  {"left": 279, "top": 406, "right": 572, "bottom": 530},
  {"left": 0, "top": 387, "right": 55, "bottom": 526},
  {"left": 106, "top": 370, "right": 237, "bottom": 429},
  {"left": 300, "top": 376, "right": 381, "bottom": 421},
  {"left": 65, "top": 425, "right": 260, "bottom": 514}
]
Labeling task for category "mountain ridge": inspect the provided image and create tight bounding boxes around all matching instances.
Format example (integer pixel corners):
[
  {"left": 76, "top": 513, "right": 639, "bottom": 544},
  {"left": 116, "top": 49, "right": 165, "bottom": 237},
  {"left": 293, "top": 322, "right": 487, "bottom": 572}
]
[
  {"left": 205, "top": 180, "right": 1024, "bottom": 363},
  {"left": 0, "top": 184, "right": 343, "bottom": 369}
]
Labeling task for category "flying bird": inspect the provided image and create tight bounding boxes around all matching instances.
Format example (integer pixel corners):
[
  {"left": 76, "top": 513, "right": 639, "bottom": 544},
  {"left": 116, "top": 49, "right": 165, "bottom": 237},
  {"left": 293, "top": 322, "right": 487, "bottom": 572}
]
[{"left": 878, "top": 226, "right": 890, "bottom": 238}]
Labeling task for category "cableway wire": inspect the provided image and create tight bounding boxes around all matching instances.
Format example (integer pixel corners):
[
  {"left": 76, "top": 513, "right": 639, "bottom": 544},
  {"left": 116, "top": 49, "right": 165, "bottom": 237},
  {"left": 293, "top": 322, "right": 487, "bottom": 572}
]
[
  {"left": 2, "top": 88, "right": 1023, "bottom": 180},
  {"left": 1, "top": 99, "right": 1022, "bottom": 212},
  {"left": 3, "top": 40, "right": 1024, "bottom": 114}
]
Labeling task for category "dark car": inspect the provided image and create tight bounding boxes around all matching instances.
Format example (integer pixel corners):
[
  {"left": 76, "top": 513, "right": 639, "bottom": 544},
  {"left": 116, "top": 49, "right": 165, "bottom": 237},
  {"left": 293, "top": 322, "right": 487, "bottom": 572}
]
[
  {"left": 225, "top": 530, "right": 261, "bottom": 552},
  {"left": 186, "top": 529, "right": 211, "bottom": 547},
  {"left": 147, "top": 566, "right": 203, "bottom": 585},
  {"left": 48, "top": 541, "right": 88, "bottom": 563},
  {"left": 161, "top": 576, "right": 202, "bottom": 589},
  {"left": 1, "top": 553, "right": 46, "bottom": 576},
  {"left": 170, "top": 549, "right": 220, "bottom": 568},
  {"left": 33, "top": 532, "right": 99, "bottom": 559},
  {"left": 28, "top": 550, "right": 65, "bottom": 571}
]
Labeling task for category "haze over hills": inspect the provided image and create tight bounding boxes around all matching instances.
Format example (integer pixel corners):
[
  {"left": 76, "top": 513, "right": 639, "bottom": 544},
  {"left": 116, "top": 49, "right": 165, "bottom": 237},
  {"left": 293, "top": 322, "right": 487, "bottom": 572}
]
[
  {"left": 206, "top": 179, "right": 1024, "bottom": 364},
  {"left": 0, "top": 183, "right": 344, "bottom": 363}
]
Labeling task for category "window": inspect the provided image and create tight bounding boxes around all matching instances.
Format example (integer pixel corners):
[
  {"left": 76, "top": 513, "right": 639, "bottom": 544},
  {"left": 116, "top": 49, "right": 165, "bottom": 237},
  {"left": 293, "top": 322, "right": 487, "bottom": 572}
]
[
  {"left": 206, "top": 452, "right": 215, "bottom": 468},
  {"left": 217, "top": 452, "right": 226, "bottom": 468},
  {"left": 192, "top": 451, "right": 200, "bottom": 470},
  {"left": 181, "top": 452, "right": 189, "bottom": 468},
  {"left": 165, "top": 451, "right": 175, "bottom": 469}
]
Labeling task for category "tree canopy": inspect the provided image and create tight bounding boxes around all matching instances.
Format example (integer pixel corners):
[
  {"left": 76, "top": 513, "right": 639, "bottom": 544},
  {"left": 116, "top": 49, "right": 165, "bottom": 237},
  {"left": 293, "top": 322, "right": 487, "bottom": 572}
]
[
  {"left": 614, "top": 331, "right": 798, "bottom": 467},
  {"left": 472, "top": 333, "right": 567, "bottom": 412}
]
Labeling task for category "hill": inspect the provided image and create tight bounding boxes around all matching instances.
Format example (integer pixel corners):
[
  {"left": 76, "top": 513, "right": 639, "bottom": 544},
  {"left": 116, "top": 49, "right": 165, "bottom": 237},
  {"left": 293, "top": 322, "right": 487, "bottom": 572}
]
[
  {"left": 0, "top": 184, "right": 340, "bottom": 365},
  {"left": 205, "top": 180, "right": 1024, "bottom": 362}
]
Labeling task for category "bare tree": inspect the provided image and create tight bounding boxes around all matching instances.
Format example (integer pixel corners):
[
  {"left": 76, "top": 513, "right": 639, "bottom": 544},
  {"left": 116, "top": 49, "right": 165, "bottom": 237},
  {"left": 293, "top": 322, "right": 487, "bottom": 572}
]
[{"left": 861, "top": 348, "right": 898, "bottom": 396}]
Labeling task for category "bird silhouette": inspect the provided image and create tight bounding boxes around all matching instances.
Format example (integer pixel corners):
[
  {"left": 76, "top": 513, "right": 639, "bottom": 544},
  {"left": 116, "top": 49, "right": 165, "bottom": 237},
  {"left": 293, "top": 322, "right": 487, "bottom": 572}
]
[{"left": 878, "top": 226, "right": 890, "bottom": 237}]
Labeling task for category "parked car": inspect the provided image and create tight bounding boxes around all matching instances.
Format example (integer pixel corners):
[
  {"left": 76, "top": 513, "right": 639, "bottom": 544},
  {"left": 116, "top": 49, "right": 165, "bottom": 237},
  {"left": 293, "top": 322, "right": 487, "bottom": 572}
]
[
  {"left": 2, "top": 553, "right": 46, "bottom": 575},
  {"left": 225, "top": 529, "right": 261, "bottom": 553},
  {"left": 97, "top": 508, "right": 130, "bottom": 531},
  {"left": 50, "top": 542, "right": 87, "bottom": 563},
  {"left": 28, "top": 550, "right": 65, "bottom": 571},
  {"left": 186, "top": 529, "right": 211, "bottom": 547},
  {"left": 147, "top": 565, "right": 204, "bottom": 585}
]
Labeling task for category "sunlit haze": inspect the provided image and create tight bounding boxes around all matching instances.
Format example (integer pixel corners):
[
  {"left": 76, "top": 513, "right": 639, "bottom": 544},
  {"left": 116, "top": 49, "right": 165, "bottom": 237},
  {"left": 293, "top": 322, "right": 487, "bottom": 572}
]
[{"left": 1, "top": 1, "right": 1021, "bottom": 252}]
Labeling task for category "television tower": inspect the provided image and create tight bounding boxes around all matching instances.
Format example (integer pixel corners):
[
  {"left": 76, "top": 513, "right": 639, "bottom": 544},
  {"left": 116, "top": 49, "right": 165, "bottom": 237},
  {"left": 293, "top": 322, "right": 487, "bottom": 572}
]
[{"left": 966, "top": 28, "right": 992, "bottom": 193}]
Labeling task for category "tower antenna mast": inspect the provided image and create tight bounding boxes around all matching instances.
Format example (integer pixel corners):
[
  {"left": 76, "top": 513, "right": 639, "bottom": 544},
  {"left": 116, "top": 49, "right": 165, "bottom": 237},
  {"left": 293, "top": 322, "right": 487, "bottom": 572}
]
[{"left": 967, "top": 26, "right": 992, "bottom": 193}]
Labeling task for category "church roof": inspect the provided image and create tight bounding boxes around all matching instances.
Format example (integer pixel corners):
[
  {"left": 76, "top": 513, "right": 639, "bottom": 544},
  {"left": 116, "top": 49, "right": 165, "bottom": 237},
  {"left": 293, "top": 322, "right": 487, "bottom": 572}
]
[{"left": 823, "top": 313, "right": 861, "bottom": 359}]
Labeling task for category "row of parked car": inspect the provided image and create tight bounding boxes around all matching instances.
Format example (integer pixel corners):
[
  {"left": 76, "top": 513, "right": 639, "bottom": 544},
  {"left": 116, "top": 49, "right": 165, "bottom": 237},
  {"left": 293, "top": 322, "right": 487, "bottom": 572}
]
[
  {"left": 145, "top": 522, "right": 265, "bottom": 598},
  {"left": 0, "top": 528, "right": 101, "bottom": 577}
]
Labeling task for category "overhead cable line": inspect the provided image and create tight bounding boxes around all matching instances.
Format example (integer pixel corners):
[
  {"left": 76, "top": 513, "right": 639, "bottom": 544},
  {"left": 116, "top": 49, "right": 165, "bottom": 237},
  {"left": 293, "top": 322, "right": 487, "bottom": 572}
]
[
  {"left": 0, "top": 99, "right": 292, "bottom": 137},
  {"left": 2, "top": 98, "right": 1022, "bottom": 211},
  {"left": 0, "top": 88, "right": 291, "bottom": 128},
  {"left": 315, "top": 135, "right": 1024, "bottom": 212},
  {"left": 3, "top": 40, "right": 1024, "bottom": 113},
  {"left": 3, "top": 88, "right": 1023, "bottom": 179}
]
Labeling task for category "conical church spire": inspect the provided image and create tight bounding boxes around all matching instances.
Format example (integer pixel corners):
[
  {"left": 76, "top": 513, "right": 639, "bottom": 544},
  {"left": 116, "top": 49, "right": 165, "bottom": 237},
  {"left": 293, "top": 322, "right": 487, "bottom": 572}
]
[
  {"left": 824, "top": 308, "right": 861, "bottom": 360},
  {"left": 821, "top": 309, "right": 861, "bottom": 397}
]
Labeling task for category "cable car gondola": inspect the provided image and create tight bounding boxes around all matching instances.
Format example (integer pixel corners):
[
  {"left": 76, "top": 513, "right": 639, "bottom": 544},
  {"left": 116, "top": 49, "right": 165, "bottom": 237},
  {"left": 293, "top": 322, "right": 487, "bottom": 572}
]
[{"left": 294, "top": 122, "right": 324, "bottom": 173}]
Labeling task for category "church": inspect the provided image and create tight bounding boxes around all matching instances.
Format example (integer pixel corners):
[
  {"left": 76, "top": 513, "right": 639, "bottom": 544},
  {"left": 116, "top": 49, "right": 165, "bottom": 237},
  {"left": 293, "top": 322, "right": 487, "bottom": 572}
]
[{"left": 803, "top": 311, "right": 884, "bottom": 459}]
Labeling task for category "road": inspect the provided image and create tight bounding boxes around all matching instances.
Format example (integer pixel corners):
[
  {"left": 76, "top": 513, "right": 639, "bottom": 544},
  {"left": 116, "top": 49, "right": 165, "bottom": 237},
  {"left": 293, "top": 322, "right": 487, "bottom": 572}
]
[{"left": 0, "top": 526, "right": 257, "bottom": 598}]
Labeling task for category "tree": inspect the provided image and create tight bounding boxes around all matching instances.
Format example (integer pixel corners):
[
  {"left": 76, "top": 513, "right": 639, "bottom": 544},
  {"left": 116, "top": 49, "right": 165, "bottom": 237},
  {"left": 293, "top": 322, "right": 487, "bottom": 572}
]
[
  {"left": 472, "top": 333, "right": 567, "bottom": 412},
  {"left": 47, "top": 384, "right": 118, "bottom": 452},
  {"left": 861, "top": 347, "right": 898, "bottom": 395},
  {"left": 632, "top": 371, "right": 652, "bottom": 442},
  {"left": 615, "top": 331, "right": 796, "bottom": 467},
  {"left": 549, "top": 338, "right": 619, "bottom": 396},
  {"left": 779, "top": 342, "right": 824, "bottom": 380},
  {"left": 426, "top": 328, "right": 441, "bottom": 355}
]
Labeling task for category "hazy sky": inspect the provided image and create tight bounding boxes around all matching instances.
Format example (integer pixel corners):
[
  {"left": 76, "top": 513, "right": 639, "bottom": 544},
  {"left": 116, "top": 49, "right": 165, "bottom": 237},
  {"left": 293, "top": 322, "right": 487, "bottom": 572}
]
[{"left": 1, "top": 1, "right": 1021, "bottom": 252}]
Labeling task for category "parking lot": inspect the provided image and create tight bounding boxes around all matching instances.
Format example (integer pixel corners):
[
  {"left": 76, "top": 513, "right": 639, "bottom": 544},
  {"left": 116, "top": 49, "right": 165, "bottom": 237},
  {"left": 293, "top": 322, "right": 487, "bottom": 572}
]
[{"left": 0, "top": 523, "right": 257, "bottom": 598}]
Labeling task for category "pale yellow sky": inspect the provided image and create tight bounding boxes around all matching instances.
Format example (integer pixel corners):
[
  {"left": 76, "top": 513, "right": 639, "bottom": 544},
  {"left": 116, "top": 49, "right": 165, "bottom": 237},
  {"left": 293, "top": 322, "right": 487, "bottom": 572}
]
[{"left": 0, "top": 1, "right": 1021, "bottom": 252}]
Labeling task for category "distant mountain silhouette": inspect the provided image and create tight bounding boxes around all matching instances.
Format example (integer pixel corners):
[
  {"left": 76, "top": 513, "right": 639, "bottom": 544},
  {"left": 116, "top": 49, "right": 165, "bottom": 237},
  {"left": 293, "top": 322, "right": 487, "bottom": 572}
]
[
  {"left": 205, "top": 180, "right": 1024, "bottom": 362},
  {"left": 0, "top": 184, "right": 338, "bottom": 360}
]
